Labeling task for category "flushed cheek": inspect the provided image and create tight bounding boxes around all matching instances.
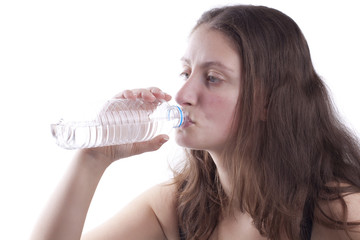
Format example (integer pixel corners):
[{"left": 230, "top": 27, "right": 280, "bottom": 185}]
[
  {"left": 211, "top": 107, "right": 237, "bottom": 141},
  {"left": 205, "top": 110, "right": 234, "bottom": 135},
  {"left": 204, "top": 97, "right": 236, "bottom": 125}
]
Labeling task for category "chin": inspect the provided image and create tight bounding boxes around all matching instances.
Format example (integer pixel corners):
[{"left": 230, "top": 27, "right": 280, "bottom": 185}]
[
  {"left": 175, "top": 134, "right": 194, "bottom": 148},
  {"left": 174, "top": 136, "right": 204, "bottom": 150},
  {"left": 174, "top": 137, "right": 189, "bottom": 148}
]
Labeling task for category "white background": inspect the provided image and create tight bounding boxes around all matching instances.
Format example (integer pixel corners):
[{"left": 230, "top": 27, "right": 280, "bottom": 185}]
[{"left": 0, "top": 0, "right": 359, "bottom": 239}]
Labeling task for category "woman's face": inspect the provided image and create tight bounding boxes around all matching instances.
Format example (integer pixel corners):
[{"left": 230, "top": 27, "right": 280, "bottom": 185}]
[{"left": 175, "top": 24, "right": 241, "bottom": 155}]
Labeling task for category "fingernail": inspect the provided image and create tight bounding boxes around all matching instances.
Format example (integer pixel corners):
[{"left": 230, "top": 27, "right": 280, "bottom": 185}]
[
  {"left": 151, "top": 88, "right": 165, "bottom": 97},
  {"left": 160, "top": 136, "right": 169, "bottom": 144},
  {"left": 150, "top": 88, "right": 158, "bottom": 93}
]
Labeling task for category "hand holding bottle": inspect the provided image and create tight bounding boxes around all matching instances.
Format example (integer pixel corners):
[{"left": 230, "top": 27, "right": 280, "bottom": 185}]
[
  {"left": 76, "top": 87, "right": 174, "bottom": 165},
  {"left": 32, "top": 87, "right": 175, "bottom": 240}
]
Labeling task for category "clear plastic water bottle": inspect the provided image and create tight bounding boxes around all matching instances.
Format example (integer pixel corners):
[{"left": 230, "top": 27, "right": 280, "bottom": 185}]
[{"left": 51, "top": 99, "right": 184, "bottom": 149}]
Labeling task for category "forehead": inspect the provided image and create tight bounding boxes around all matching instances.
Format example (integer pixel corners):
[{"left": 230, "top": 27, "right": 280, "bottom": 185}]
[{"left": 183, "top": 24, "right": 240, "bottom": 69}]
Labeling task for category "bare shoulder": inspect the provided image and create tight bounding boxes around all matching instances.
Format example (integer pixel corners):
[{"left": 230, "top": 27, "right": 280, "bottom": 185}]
[
  {"left": 146, "top": 180, "right": 179, "bottom": 239},
  {"left": 82, "top": 180, "right": 179, "bottom": 240},
  {"left": 312, "top": 189, "right": 360, "bottom": 240}
]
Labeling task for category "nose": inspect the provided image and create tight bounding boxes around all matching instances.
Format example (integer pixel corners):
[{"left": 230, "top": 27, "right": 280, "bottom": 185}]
[{"left": 175, "top": 76, "right": 199, "bottom": 106}]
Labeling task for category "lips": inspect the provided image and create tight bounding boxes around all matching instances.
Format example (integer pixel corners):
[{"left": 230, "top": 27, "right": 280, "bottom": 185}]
[{"left": 181, "top": 113, "right": 194, "bottom": 128}]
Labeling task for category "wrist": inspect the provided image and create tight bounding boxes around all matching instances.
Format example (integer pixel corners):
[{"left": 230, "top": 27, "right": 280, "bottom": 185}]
[{"left": 75, "top": 149, "right": 113, "bottom": 174}]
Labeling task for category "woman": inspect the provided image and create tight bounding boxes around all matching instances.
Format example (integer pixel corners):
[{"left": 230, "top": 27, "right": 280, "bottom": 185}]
[{"left": 31, "top": 5, "right": 360, "bottom": 240}]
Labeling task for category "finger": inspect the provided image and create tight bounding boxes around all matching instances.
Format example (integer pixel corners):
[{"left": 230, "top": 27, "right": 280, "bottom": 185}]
[
  {"left": 149, "top": 87, "right": 165, "bottom": 98},
  {"left": 113, "top": 90, "right": 136, "bottom": 99},
  {"left": 131, "top": 134, "right": 169, "bottom": 155},
  {"left": 123, "top": 90, "right": 137, "bottom": 99},
  {"left": 149, "top": 87, "right": 172, "bottom": 101},
  {"left": 113, "top": 88, "right": 170, "bottom": 102},
  {"left": 135, "top": 89, "right": 156, "bottom": 102},
  {"left": 164, "top": 93, "right": 172, "bottom": 101}
]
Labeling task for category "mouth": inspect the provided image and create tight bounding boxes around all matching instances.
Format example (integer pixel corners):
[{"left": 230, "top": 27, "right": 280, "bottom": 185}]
[{"left": 181, "top": 114, "right": 194, "bottom": 128}]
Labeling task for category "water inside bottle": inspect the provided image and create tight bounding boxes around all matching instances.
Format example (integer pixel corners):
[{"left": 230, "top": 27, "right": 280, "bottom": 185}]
[
  {"left": 51, "top": 99, "right": 185, "bottom": 149},
  {"left": 51, "top": 117, "right": 175, "bottom": 149}
]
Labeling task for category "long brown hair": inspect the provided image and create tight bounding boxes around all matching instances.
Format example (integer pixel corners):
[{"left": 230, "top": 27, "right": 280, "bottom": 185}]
[{"left": 173, "top": 5, "right": 360, "bottom": 240}]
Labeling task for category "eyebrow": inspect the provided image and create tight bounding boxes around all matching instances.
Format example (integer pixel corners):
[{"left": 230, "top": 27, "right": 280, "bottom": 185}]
[{"left": 180, "top": 57, "right": 234, "bottom": 73}]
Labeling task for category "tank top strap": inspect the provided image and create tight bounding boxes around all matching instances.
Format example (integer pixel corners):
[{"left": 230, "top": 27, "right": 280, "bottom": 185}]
[{"left": 179, "top": 226, "right": 186, "bottom": 240}]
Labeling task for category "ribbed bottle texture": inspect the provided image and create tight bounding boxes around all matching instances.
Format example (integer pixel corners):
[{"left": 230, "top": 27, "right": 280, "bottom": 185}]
[{"left": 51, "top": 99, "right": 184, "bottom": 149}]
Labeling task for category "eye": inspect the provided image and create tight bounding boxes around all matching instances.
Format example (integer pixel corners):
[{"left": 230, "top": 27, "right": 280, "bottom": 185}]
[
  {"left": 207, "top": 74, "right": 221, "bottom": 84},
  {"left": 179, "top": 71, "right": 190, "bottom": 81}
]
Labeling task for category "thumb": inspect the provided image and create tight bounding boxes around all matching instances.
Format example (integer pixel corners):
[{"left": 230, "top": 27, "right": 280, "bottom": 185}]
[
  {"left": 131, "top": 134, "right": 169, "bottom": 155},
  {"left": 148, "top": 134, "right": 170, "bottom": 151}
]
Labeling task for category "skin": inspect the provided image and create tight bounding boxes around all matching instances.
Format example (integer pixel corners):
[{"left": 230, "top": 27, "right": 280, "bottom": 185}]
[
  {"left": 175, "top": 24, "right": 240, "bottom": 156},
  {"left": 175, "top": 24, "right": 242, "bottom": 196},
  {"left": 30, "top": 25, "right": 360, "bottom": 240}
]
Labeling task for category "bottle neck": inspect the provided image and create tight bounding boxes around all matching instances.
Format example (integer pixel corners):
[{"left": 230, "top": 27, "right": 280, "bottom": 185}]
[{"left": 167, "top": 105, "right": 184, "bottom": 128}]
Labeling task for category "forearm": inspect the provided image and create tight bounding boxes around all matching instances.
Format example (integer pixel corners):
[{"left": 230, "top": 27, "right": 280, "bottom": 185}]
[
  {"left": 31, "top": 88, "right": 171, "bottom": 240},
  {"left": 30, "top": 151, "right": 109, "bottom": 240}
]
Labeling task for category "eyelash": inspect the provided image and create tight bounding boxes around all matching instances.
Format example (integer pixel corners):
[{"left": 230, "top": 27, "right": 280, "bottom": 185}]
[
  {"left": 179, "top": 71, "right": 190, "bottom": 80},
  {"left": 207, "top": 74, "right": 221, "bottom": 83},
  {"left": 180, "top": 70, "right": 222, "bottom": 84}
]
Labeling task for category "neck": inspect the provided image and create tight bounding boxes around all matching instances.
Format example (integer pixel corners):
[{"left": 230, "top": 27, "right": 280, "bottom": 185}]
[{"left": 209, "top": 152, "right": 233, "bottom": 199}]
